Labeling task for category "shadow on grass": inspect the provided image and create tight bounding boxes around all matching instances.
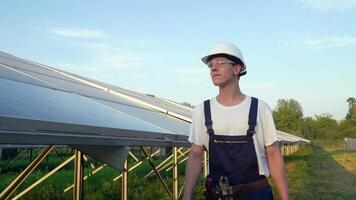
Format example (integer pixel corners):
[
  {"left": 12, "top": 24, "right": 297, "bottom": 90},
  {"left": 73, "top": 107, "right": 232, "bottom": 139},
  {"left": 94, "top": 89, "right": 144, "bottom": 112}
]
[{"left": 287, "top": 143, "right": 356, "bottom": 200}]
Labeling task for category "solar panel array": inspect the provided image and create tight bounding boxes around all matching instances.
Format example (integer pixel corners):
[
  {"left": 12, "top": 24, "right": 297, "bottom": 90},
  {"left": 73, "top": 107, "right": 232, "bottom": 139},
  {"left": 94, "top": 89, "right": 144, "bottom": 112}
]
[{"left": 0, "top": 51, "right": 310, "bottom": 147}]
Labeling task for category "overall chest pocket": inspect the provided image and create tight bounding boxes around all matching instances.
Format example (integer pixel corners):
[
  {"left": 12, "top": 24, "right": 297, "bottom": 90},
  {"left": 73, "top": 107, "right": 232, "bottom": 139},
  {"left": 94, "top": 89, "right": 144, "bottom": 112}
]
[
  {"left": 209, "top": 134, "right": 259, "bottom": 185},
  {"left": 212, "top": 134, "right": 251, "bottom": 144}
]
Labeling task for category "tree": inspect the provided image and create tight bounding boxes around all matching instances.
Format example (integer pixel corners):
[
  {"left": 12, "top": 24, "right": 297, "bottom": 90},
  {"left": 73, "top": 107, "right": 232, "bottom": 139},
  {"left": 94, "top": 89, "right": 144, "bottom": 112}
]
[
  {"left": 313, "top": 113, "right": 338, "bottom": 139},
  {"left": 301, "top": 117, "right": 318, "bottom": 139},
  {"left": 314, "top": 113, "right": 337, "bottom": 128},
  {"left": 338, "top": 97, "right": 356, "bottom": 138},
  {"left": 273, "top": 99, "right": 303, "bottom": 133},
  {"left": 338, "top": 119, "right": 356, "bottom": 138},
  {"left": 346, "top": 97, "right": 356, "bottom": 121}
]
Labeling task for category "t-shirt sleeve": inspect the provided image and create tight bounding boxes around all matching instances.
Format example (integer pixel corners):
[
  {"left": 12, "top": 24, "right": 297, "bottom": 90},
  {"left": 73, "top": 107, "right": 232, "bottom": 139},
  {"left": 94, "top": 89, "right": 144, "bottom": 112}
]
[
  {"left": 188, "top": 105, "right": 208, "bottom": 147},
  {"left": 260, "top": 102, "right": 279, "bottom": 146}
]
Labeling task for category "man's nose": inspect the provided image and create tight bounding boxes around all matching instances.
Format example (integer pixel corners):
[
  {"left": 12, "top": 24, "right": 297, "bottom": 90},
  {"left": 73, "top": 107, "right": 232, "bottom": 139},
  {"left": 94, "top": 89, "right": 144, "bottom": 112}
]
[{"left": 210, "top": 63, "right": 219, "bottom": 70}]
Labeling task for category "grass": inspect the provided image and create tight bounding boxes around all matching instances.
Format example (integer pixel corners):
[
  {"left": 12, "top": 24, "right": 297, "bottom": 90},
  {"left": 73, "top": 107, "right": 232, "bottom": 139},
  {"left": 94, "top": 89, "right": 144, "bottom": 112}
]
[
  {"left": 1, "top": 142, "right": 356, "bottom": 199},
  {"left": 280, "top": 140, "right": 356, "bottom": 200}
]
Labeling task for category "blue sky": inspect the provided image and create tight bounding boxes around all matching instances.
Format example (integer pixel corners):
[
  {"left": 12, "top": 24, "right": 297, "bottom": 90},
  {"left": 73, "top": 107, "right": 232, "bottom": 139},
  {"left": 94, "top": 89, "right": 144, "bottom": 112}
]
[{"left": 1, "top": 0, "right": 355, "bottom": 120}]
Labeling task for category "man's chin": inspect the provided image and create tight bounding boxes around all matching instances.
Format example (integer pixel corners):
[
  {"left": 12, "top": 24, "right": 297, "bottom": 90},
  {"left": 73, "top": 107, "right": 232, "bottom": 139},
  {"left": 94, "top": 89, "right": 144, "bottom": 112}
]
[{"left": 212, "top": 82, "right": 223, "bottom": 86}]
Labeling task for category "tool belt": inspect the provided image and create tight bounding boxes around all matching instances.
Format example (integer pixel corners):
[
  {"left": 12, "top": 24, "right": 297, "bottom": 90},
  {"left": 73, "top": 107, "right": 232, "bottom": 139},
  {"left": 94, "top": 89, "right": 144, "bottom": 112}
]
[{"left": 204, "top": 177, "right": 269, "bottom": 200}]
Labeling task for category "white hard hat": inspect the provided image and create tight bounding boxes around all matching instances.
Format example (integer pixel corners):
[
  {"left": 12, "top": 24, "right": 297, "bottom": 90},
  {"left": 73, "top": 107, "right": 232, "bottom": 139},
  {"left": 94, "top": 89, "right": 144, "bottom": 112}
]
[{"left": 201, "top": 42, "right": 246, "bottom": 76}]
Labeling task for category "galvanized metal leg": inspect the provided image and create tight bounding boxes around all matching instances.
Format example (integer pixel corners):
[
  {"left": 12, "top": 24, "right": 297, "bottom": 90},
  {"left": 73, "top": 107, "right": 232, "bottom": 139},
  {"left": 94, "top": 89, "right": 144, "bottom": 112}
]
[
  {"left": 165, "top": 148, "right": 190, "bottom": 172},
  {"left": 73, "top": 150, "right": 83, "bottom": 200},
  {"left": 141, "top": 147, "right": 174, "bottom": 200},
  {"left": 145, "top": 155, "right": 174, "bottom": 178},
  {"left": 129, "top": 151, "right": 139, "bottom": 162},
  {"left": 114, "top": 149, "right": 161, "bottom": 182},
  {"left": 0, "top": 145, "right": 54, "bottom": 200},
  {"left": 65, "top": 164, "right": 107, "bottom": 193},
  {"left": 173, "top": 147, "right": 178, "bottom": 200},
  {"left": 282, "top": 145, "right": 286, "bottom": 156},
  {"left": 178, "top": 180, "right": 185, "bottom": 200},
  {"left": 150, "top": 148, "right": 190, "bottom": 175},
  {"left": 13, "top": 155, "right": 75, "bottom": 200},
  {"left": 121, "top": 160, "right": 128, "bottom": 200},
  {"left": 203, "top": 150, "right": 208, "bottom": 177}
]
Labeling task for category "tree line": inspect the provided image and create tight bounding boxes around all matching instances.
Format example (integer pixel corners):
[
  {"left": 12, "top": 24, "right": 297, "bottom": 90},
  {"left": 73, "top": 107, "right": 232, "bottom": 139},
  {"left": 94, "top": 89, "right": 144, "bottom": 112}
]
[{"left": 273, "top": 97, "right": 356, "bottom": 140}]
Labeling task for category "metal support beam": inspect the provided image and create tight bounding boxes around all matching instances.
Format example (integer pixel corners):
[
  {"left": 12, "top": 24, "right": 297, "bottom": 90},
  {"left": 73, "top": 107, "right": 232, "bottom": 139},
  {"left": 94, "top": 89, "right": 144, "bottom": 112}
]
[
  {"left": 121, "top": 160, "right": 128, "bottom": 200},
  {"left": 146, "top": 148, "right": 189, "bottom": 175},
  {"left": 145, "top": 154, "right": 174, "bottom": 178},
  {"left": 64, "top": 164, "right": 107, "bottom": 193},
  {"left": 203, "top": 150, "right": 208, "bottom": 177},
  {"left": 173, "top": 147, "right": 178, "bottom": 200},
  {"left": 113, "top": 149, "right": 161, "bottom": 182},
  {"left": 73, "top": 150, "right": 83, "bottom": 200},
  {"left": 178, "top": 180, "right": 185, "bottom": 200},
  {"left": 13, "top": 155, "right": 75, "bottom": 200},
  {"left": 129, "top": 151, "right": 139, "bottom": 162},
  {"left": 141, "top": 147, "right": 174, "bottom": 200},
  {"left": 0, "top": 145, "right": 53, "bottom": 200},
  {"left": 165, "top": 148, "right": 190, "bottom": 172},
  {"left": 83, "top": 155, "right": 95, "bottom": 169},
  {"left": 166, "top": 156, "right": 189, "bottom": 171}
]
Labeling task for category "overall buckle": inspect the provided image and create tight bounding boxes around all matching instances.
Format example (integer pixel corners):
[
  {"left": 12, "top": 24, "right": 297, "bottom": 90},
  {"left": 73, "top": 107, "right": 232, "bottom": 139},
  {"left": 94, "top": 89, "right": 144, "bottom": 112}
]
[
  {"left": 205, "top": 120, "right": 214, "bottom": 136},
  {"left": 247, "top": 125, "right": 255, "bottom": 136}
]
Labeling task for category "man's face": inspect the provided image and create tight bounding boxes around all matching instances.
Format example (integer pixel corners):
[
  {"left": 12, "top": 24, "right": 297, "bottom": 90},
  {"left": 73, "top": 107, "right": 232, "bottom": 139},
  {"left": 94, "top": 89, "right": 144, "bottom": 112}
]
[{"left": 208, "top": 56, "right": 241, "bottom": 87}]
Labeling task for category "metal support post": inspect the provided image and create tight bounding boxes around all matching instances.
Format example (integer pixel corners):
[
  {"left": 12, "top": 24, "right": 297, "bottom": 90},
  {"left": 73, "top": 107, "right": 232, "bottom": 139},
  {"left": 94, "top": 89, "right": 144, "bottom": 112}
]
[
  {"left": 178, "top": 181, "right": 185, "bottom": 200},
  {"left": 121, "top": 160, "right": 128, "bottom": 200},
  {"left": 165, "top": 148, "right": 190, "bottom": 172},
  {"left": 12, "top": 155, "right": 75, "bottom": 200},
  {"left": 73, "top": 150, "right": 83, "bottom": 200},
  {"left": 140, "top": 147, "right": 174, "bottom": 200},
  {"left": 145, "top": 155, "right": 174, "bottom": 178},
  {"left": 173, "top": 147, "right": 178, "bottom": 200},
  {"left": 65, "top": 164, "right": 107, "bottom": 193},
  {"left": 114, "top": 150, "right": 161, "bottom": 182},
  {"left": 203, "top": 150, "right": 208, "bottom": 177},
  {"left": 0, "top": 145, "right": 54, "bottom": 200}
]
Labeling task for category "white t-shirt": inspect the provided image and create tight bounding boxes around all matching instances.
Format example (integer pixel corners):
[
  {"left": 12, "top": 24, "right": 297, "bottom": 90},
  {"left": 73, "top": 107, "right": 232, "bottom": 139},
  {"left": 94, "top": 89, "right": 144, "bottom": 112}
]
[{"left": 188, "top": 95, "right": 278, "bottom": 177}]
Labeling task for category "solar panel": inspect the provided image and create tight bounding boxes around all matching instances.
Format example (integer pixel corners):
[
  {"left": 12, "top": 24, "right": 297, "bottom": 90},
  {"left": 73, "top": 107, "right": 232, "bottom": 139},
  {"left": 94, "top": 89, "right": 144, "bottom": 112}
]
[
  {"left": 91, "top": 98, "right": 190, "bottom": 136},
  {"left": 0, "top": 77, "right": 171, "bottom": 134}
]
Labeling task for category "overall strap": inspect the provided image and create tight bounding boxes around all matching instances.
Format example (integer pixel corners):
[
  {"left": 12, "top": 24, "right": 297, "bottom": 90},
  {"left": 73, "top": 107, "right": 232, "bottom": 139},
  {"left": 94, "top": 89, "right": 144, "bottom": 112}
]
[
  {"left": 204, "top": 100, "right": 214, "bottom": 136},
  {"left": 247, "top": 97, "right": 259, "bottom": 137}
]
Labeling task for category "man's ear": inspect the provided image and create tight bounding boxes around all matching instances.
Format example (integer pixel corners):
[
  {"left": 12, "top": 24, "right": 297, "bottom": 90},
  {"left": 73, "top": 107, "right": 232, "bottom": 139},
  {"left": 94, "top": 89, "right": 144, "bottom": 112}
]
[{"left": 233, "top": 64, "right": 241, "bottom": 75}]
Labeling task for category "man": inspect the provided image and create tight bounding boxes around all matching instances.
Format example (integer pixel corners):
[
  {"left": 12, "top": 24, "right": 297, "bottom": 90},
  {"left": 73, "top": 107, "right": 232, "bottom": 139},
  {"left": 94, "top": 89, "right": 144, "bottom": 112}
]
[{"left": 183, "top": 42, "right": 289, "bottom": 200}]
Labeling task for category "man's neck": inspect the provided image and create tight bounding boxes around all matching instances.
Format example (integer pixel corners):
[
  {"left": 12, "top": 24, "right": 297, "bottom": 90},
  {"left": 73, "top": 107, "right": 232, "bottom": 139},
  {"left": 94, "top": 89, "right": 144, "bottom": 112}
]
[{"left": 217, "top": 82, "right": 245, "bottom": 106}]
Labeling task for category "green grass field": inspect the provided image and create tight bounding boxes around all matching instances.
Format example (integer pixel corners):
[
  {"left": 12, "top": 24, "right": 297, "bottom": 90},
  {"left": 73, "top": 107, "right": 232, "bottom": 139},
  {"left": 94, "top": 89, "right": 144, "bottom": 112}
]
[
  {"left": 282, "top": 140, "right": 356, "bottom": 200},
  {"left": 1, "top": 141, "right": 356, "bottom": 199}
]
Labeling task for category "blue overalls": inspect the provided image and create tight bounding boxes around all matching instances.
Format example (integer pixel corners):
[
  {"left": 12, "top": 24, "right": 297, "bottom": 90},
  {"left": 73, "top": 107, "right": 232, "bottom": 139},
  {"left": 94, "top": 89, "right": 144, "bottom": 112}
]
[{"left": 204, "top": 97, "right": 274, "bottom": 200}]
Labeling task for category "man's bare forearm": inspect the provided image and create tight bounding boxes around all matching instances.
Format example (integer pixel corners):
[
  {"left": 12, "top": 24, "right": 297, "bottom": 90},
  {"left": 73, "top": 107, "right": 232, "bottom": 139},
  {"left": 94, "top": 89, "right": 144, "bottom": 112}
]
[
  {"left": 183, "top": 144, "right": 204, "bottom": 200},
  {"left": 266, "top": 143, "right": 289, "bottom": 200}
]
